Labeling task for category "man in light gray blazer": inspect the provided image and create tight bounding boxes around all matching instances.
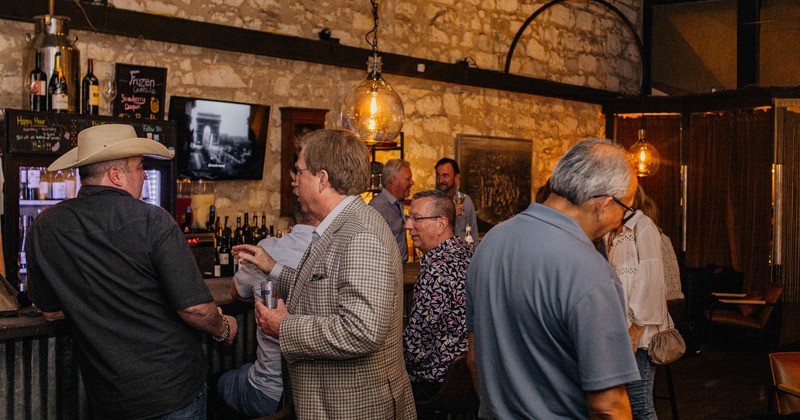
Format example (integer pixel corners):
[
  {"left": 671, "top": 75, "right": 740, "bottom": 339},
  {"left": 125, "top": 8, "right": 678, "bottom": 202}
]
[{"left": 234, "top": 129, "right": 416, "bottom": 419}]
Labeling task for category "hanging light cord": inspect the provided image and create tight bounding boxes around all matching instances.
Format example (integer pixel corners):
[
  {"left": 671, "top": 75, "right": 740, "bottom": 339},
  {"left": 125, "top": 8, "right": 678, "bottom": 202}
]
[{"left": 365, "top": 0, "right": 380, "bottom": 74}]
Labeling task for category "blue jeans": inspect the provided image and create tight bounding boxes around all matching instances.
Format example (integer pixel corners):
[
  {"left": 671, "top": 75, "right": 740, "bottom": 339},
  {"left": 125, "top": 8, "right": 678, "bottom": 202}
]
[
  {"left": 626, "top": 348, "right": 657, "bottom": 420},
  {"left": 155, "top": 386, "right": 207, "bottom": 420},
  {"left": 217, "top": 363, "right": 280, "bottom": 417}
]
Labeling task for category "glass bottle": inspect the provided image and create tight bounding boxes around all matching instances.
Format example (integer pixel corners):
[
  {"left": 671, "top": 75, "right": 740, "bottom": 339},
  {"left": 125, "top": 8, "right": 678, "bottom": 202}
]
[
  {"left": 51, "top": 170, "right": 66, "bottom": 200},
  {"left": 38, "top": 168, "right": 51, "bottom": 200},
  {"left": 464, "top": 225, "right": 475, "bottom": 251},
  {"left": 260, "top": 214, "right": 268, "bottom": 239},
  {"left": 242, "top": 212, "right": 252, "bottom": 245},
  {"left": 48, "top": 52, "right": 69, "bottom": 113},
  {"left": 233, "top": 216, "right": 242, "bottom": 246},
  {"left": 81, "top": 58, "right": 100, "bottom": 115},
  {"left": 29, "top": 52, "right": 48, "bottom": 112},
  {"left": 19, "top": 167, "right": 29, "bottom": 200}
]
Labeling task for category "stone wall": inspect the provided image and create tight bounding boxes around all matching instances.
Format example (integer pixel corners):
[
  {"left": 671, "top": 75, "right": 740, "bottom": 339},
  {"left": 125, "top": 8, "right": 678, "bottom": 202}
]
[{"left": 0, "top": 0, "right": 642, "bottom": 227}]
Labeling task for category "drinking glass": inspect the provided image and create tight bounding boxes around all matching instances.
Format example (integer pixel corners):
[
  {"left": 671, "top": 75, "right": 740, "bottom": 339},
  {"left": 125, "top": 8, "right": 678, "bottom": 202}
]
[
  {"left": 454, "top": 189, "right": 465, "bottom": 205},
  {"left": 102, "top": 80, "right": 117, "bottom": 116}
]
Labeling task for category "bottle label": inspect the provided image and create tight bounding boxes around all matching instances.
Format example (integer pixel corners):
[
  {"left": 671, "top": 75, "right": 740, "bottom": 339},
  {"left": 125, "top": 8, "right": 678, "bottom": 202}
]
[
  {"left": 89, "top": 85, "right": 100, "bottom": 106},
  {"left": 52, "top": 182, "right": 66, "bottom": 200},
  {"left": 214, "top": 265, "right": 221, "bottom": 277},
  {"left": 27, "top": 169, "right": 40, "bottom": 187},
  {"left": 219, "top": 253, "right": 229, "bottom": 265},
  {"left": 52, "top": 93, "right": 69, "bottom": 110},
  {"left": 32, "top": 80, "right": 47, "bottom": 97}
]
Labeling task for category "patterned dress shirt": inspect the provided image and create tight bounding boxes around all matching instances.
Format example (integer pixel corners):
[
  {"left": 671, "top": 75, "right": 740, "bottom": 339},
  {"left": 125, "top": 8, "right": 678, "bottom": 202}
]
[{"left": 403, "top": 236, "right": 473, "bottom": 383}]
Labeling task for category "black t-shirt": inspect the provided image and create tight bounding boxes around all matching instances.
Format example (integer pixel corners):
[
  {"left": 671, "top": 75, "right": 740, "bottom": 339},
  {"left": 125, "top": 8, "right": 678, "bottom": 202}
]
[{"left": 27, "top": 185, "right": 212, "bottom": 418}]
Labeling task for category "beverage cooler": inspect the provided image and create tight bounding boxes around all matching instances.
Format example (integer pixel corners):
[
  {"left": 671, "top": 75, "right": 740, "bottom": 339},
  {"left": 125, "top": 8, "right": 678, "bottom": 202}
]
[{"left": 0, "top": 109, "right": 177, "bottom": 290}]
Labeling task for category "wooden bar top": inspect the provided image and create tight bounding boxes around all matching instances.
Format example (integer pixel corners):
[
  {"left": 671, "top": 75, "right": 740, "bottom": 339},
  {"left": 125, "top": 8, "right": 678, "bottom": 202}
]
[{"left": 0, "top": 278, "right": 239, "bottom": 341}]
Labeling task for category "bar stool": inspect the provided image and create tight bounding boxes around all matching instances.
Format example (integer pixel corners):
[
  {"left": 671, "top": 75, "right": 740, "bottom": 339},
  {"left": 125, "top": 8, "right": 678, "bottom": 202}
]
[{"left": 654, "top": 363, "right": 678, "bottom": 419}]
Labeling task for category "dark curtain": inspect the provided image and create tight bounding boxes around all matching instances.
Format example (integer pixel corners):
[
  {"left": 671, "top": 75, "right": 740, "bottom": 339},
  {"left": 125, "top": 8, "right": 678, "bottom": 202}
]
[
  {"left": 686, "top": 110, "right": 773, "bottom": 291},
  {"left": 614, "top": 115, "right": 682, "bottom": 253}
]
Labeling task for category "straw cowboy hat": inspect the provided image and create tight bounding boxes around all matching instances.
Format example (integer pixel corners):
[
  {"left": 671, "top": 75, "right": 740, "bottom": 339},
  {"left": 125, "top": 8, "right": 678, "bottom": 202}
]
[{"left": 48, "top": 124, "right": 174, "bottom": 171}]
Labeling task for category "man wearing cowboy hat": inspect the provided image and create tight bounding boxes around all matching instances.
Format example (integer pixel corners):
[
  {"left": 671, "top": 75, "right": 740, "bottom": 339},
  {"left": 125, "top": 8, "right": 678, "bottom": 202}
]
[{"left": 26, "top": 124, "right": 238, "bottom": 419}]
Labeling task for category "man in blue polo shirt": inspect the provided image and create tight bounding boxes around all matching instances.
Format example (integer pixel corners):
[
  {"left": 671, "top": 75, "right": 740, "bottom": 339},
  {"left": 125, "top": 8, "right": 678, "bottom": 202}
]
[{"left": 466, "top": 138, "right": 641, "bottom": 418}]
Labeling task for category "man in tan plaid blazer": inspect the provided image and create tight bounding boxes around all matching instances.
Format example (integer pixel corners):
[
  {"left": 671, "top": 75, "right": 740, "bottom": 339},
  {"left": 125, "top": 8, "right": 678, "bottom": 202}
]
[{"left": 235, "top": 129, "right": 416, "bottom": 419}]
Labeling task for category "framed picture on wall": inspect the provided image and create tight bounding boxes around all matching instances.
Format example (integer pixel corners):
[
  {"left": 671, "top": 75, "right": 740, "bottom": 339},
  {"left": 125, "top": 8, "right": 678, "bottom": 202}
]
[
  {"left": 456, "top": 134, "right": 532, "bottom": 233},
  {"left": 279, "top": 107, "right": 329, "bottom": 216}
]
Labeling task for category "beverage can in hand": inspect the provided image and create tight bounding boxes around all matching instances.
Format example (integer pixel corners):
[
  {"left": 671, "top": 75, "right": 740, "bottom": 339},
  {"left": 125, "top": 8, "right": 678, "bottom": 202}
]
[{"left": 261, "top": 280, "right": 277, "bottom": 309}]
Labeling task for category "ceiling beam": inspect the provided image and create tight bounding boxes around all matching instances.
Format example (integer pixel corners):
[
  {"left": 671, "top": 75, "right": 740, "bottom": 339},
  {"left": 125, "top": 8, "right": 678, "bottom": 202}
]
[{"left": 0, "top": 0, "right": 621, "bottom": 104}]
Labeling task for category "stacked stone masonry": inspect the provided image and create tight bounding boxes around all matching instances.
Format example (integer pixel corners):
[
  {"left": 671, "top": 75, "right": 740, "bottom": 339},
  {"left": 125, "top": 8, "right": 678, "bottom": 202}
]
[{"left": 0, "top": 0, "right": 642, "bottom": 225}]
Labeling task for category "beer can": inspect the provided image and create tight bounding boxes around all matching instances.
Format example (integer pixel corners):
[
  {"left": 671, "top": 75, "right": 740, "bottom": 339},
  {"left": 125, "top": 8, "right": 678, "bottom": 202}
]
[{"left": 261, "top": 280, "right": 277, "bottom": 309}]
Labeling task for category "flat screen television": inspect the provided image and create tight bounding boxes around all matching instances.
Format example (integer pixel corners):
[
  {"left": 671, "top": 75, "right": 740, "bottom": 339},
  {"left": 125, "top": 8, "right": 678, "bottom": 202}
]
[{"left": 168, "top": 96, "right": 270, "bottom": 180}]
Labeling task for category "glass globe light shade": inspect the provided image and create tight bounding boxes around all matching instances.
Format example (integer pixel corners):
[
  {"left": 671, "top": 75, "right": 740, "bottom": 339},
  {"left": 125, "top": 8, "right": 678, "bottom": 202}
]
[
  {"left": 628, "top": 129, "right": 660, "bottom": 177},
  {"left": 341, "top": 56, "right": 404, "bottom": 146}
]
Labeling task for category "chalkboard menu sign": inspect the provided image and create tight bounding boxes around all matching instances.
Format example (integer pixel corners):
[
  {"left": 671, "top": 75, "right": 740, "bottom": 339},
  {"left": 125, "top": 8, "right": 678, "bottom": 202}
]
[
  {"left": 113, "top": 63, "right": 168, "bottom": 120},
  {"left": 3, "top": 109, "right": 176, "bottom": 154}
]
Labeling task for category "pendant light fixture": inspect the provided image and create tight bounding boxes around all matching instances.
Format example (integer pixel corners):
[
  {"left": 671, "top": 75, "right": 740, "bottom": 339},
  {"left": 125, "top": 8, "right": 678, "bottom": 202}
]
[
  {"left": 628, "top": 116, "right": 660, "bottom": 177},
  {"left": 341, "top": 0, "right": 404, "bottom": 146}
]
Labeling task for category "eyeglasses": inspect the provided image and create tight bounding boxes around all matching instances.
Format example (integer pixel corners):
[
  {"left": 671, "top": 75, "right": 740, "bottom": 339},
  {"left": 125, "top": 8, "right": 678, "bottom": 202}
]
[
  {"left": 403, "top": 214, "right": 442, "bottom": 223},
  {"left": 290, "top": 167, "right": 311, "bottom": 181},
  {"left": 593, "top": 195, "right": 637, "bottom": 224}
]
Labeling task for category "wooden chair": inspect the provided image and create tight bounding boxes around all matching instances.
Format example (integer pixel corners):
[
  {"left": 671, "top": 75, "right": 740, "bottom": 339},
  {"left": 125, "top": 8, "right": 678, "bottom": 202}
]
[
  {"left": 706, "top": 283, "right": 783, "bottom": 349},
  {"left": 415, "top": 354, "right": 479, "bottom": 419},
  {"left": 769, "top": 352, "right": 800, "bottom": 414}
]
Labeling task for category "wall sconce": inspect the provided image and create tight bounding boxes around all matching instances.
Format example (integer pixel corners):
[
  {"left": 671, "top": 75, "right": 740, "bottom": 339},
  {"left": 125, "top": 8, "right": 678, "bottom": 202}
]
[
  {"left": 340, "top": 0, "right": 404, "bottom": 146},
  {"left": 628, "top": 119, "right": 660, "bottom": 177}
]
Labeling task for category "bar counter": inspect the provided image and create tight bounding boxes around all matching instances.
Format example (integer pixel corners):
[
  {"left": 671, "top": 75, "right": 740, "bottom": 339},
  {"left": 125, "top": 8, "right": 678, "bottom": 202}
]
[
  {"left": 0, "top": 278, "right": 255, "bottom": 420},
  {"left": 1, "top": 267, "right": 420, "bottom": 419}
]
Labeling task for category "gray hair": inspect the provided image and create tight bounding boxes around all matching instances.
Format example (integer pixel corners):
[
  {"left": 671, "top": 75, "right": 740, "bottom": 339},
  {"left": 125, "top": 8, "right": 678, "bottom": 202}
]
[
  {"left": 549, "top": 138, "right": 633, "bottom": 205},
  {"left": 411, "top": 189, "right": 455, "bottom": 230},
  {"left": 382, "top": 159, "right": 410, "bottom": 185}
]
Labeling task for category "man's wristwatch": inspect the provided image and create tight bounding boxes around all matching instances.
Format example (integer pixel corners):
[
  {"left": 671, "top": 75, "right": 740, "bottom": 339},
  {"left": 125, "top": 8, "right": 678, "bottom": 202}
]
[{"left": 212, "top": 313, "right": 230, "bottom": 343}]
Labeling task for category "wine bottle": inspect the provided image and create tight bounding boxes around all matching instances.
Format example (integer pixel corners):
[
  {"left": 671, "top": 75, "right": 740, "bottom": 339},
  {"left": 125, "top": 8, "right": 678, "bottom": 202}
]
[
  {"left": 213, "top": 247, "right": 222, "bottom": 278},
  {"left": 26, "top": 168, "right": 40, "bottom": 201},
  {"left": 220, "top": 216, "right": 233, "bottom": 277},
  {"left": 19, "top": 167, "right": 29, "bottom": 200},
  {"left": 51, "top": 170, "right": 66, "bottom": 200},
  {"left": 260, "top": 214, "right": 268, "bottom": 239},
  {"left": 81, "top": 58, "right": 100, "bottom": 115},
  {"left": 233, "top": 216, "right": 242, "bottom": 246},
  {"left": 464, "top": 225, "right": 475, "bottom": 251},
  {"left": 48, "top": 52, "right": 69, "bottom": 113},
  {"left": 242, "top": 212, "right": 253, "bottom": 245},
  {"left": 29, "top": 52, "right": 48, "bottom": 112},
  {"left": 252, "top": 213, "right": 262, "bottom": 244}
]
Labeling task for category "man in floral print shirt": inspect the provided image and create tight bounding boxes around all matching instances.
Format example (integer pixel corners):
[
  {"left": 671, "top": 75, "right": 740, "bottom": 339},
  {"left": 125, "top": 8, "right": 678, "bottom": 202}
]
[{"left": 403, "top": 189, "right": 473, "bottom": 400}]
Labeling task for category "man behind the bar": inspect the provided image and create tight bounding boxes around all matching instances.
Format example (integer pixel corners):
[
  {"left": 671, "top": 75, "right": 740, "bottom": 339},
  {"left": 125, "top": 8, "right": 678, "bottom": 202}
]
[
  {"left": 435, "top": 157, "right": 479, "bottom": 241},
  {"left": 403, "top": 189, "right": 472, "bottom": 400},
  {"left": 369, "top": 158, "right": 414, "bottom": 262},
  {"left": 216, "top": 202, "right": 319, "bottom": 417},
  {"left": 27, "top": 124, "right": 238, "bottom": 419},
  {"left": 466, "top": 138, "right": 641, "bottom": 418},
  {"left": 234, "top": 129, "right": 415, "bottom": 419}
]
